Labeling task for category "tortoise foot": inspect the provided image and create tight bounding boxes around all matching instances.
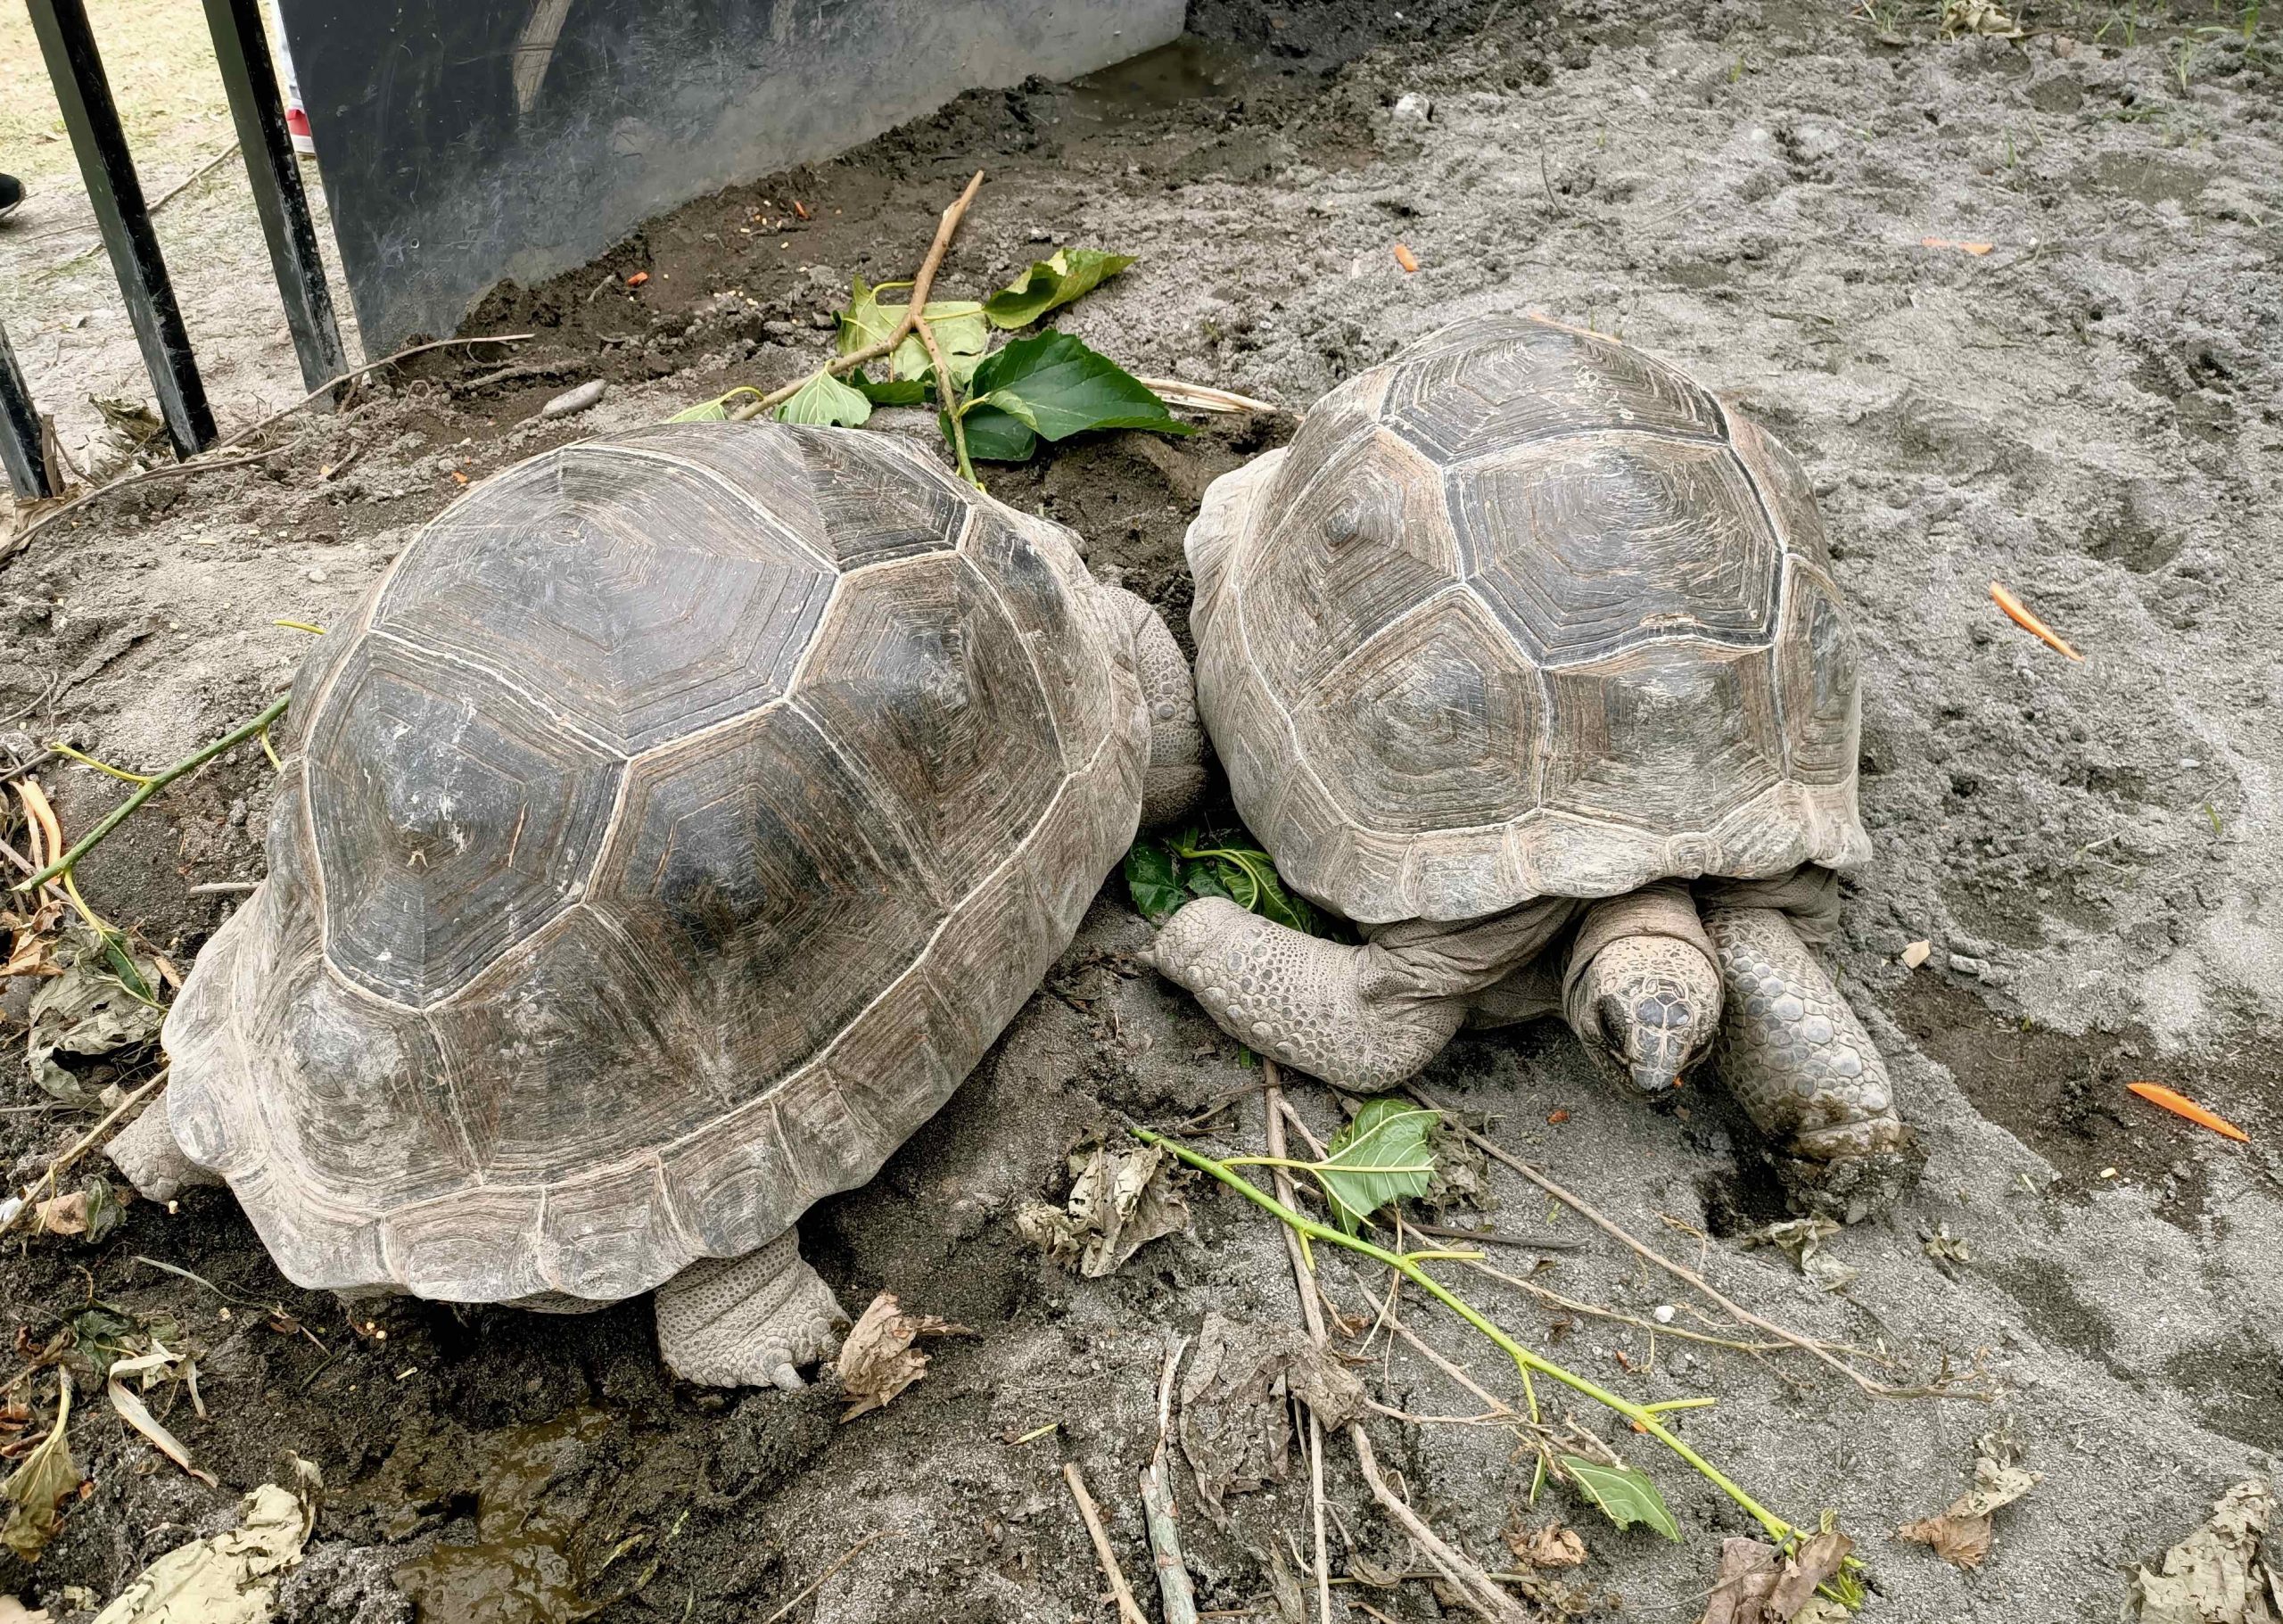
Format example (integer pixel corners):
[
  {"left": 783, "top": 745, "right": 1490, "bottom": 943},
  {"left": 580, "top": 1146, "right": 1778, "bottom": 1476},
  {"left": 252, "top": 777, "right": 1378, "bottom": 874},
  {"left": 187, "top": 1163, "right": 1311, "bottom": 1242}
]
[
  {"left": 1149, "top": 897, "right": 1463, "bottom": 1091},
  {"left": 1704, "top": 906, "right": 1913, "bottom": 1223},
  {"left": 655, "top": 1230, "right": 848, "bottom": 1390},
  {"left": 105, "top": 1092, "right": 227, "bottom": 1204}
]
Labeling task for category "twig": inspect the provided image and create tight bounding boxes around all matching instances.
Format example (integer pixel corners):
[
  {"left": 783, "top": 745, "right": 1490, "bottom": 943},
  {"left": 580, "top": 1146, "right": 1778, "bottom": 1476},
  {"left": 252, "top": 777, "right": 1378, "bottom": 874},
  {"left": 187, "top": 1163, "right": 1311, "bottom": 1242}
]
[
  {"left": 1349, "top": 1426, "right": 1534, "bottom": 1624},
  {"left": 758, "top": 1531, "right": 892, "bottom": 1624},
  {"left": 1262, "top": 1064, "right": 1332, "bottom": 1624},
  {"left": 19, "top": 696, "right": 291, "bottom": 892},
  {"left": 1134, "top": 378, "right": 1281, "bottom": 415},
  {"left": 1459, "top": 1258, "right": 1833, "bottom": 1356},
  {"left": 148, "top": 144, "right": 239, "bottom": 215},
  {"left": 729, "top": 171, "right": 985, "bottom": 423},
  {"left": 914, "top": 309, "right": 977, "bottom": 485},
  {"left": 1141, "top": 1337, "right": 1199, "bottom": 1624},
  {"left": 1404, "top": 1083, "right": 1941, "bottom": 1400},
  {"left": 216, "top": 334, "right": 534, "bottom": 452},
  {"left": 3, "top": 448, "right": 291, "bottom": 562},
  {"left": 1407, "top": 1221, "right": 1587, "bottom": 1253},
  {"left": 3, "top": 334, "right": 532, "bottom": 564},
  {"left": 1064, "top": 1463, "right": 1150, "bottom": 1624},
  {"left": 186, "top": 880, "right": 260, "bottom": 896},
  {"left": 0, "top": 1071, "right": 166, "bottom": 1236}
]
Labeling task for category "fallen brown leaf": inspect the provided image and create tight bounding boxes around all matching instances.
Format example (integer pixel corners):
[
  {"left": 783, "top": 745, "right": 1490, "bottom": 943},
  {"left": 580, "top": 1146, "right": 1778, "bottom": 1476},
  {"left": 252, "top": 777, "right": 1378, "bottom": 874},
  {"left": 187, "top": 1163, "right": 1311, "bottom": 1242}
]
[
  {"left": 1766, "top": 1529, "right": 1853, "bottom": 1618},
  {"left": 1897, "top": 1432, "right": 2040, "bottom": 1571},
  {"left": 834, "top": 1292, "right": 974, "bottom": 1422},
  {"left": 1699, "top": 1538, "right": 1781, "bottom": 1624},
  {"left": 1514, "top": 1522, "right": 1587, "bottom": 1570},
  {"left": 29, "top": 1195, "right": 86, "bottom": 1238}
]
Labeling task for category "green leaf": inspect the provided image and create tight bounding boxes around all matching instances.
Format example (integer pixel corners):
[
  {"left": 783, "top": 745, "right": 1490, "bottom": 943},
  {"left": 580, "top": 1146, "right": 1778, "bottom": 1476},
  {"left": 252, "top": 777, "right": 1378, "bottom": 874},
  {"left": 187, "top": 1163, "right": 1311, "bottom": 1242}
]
[
  {"left": 1125, "top": 843, "right": 1186, "bottom": 924},
  {"left": 985, "top": 248, "right": 1136, "bottom": 328},
  {"left": 1184, "top": 867, "right": 1233, "bottom": 903},
  {"left": 1562, "top": 1458, "right": 1682, "bottom": 1541},
  {"left": 666, "top": 386, "right": 761, "bottom": 423},
  {"left": 965, "top": 331, "right": 1194, "bottom": 444},
  {"left": 951, "top": 403, "right": 1040, "bottom": 463},
  {"left": 851, "top": 372, "right": 929, "bottom": 406},
  {"left": 1316, "top": 1100, "right": 1438, "bottom": 1234},
  {"left": 773, "top": 371, "right": 872, "bottom": 428},
  {"left": 836, "top": 277, "right": 903, "bottom": 355},
  {"left": 890, "top": 302, "right": 988, "bottom": 385}
]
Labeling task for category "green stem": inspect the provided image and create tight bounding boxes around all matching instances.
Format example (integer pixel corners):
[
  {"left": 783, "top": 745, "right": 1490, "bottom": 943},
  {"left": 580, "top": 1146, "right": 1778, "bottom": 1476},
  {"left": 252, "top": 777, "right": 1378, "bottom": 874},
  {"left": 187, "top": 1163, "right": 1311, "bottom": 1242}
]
[
  {"left": 1137, "top": 1127, "right": 1802, "bottom": 1545},
  {"left": 20, "top": 695, "right": 292, "bottom": 893}
]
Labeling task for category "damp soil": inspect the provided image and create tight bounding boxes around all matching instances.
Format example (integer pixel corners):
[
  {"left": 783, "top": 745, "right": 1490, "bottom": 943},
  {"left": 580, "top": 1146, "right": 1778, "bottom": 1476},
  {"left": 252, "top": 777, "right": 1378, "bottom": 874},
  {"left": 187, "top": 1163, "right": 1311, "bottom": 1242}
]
[{"left": 3, "top": 3, "right": 2282, "bottom": 1622}]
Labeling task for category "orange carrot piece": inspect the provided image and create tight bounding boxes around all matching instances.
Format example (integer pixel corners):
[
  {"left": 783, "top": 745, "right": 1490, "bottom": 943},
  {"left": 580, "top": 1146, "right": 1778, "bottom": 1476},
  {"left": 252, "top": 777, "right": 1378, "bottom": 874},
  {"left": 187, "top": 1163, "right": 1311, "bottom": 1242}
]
[
  {"left": 2127, "top": 1082, "right": 2249, "bottom": 1143},
  {"left": 1393, "top": 243, "right": 1420, "bottom": 273},
  {"left": 1989, "top": 581, "right": 2083, "bottom": 661},
  {"left": 624, "top": 270, "right": 650, "bottom": 287},
  {"left": 1920, "top": 237, "right": 1994, "bottom": 255}
]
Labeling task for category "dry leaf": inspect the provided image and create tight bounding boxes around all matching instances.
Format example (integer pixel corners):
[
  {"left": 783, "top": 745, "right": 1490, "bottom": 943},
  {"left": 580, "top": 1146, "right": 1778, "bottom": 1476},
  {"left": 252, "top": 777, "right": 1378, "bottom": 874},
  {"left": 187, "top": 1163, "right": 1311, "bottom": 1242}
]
[
  {"left": 31, "top": 1194, "right": 87, "bottom": 1238},
  {"left": 1015, "top": 1141, "right": 1190, "bottom": 1278},
  {"left": 1178, "top": 1315, "right": 1365, "bottom": 1517},
  {"left": 90, "top": 1458, "right": 320, "bottom": 1623},
  {"left": 0, "top": 1375, "right": 78, "bottom": 1562},
  {"left": 2128, "top": 1480, "right": 2275, "bottom": 1624},
  {"left": 833, "top": 1292, "right": 974, "bottom": 1422},
  {"left": 1515, "top": 1522, "right": 1587, "bottom": 1570},
  {"left": 1898, "top": 1430, "right": 2040, "bottom": 1570},
  {"left": 1766, "top": 1529, "right": 1854, "bottom": 1618},
  {"left": 1743, "top": 1217, "right": 1858, "bottom": 1292},
  {"left": 107, "top": 1345, "right": 217, "bottom": 1486},
  {"left": 1700, "top": 1538, "right": 1781, "bottom": 1624}
]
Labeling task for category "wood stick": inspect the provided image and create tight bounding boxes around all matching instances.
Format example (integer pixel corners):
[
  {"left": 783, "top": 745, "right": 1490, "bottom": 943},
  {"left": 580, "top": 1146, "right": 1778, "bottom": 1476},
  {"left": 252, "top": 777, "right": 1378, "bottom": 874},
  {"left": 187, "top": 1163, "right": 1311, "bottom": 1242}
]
[
  {"left": 1406, "top": 1221, "right": 1587, "bottom": 1253},
  {"left": 1405, "top": 1082, "right": 1932, "bottom": 1399},
  {"left": 1260, "top": 1064, "right": 1333, "bottom": 1624},
  {"left": 1064, "top": 1462, "right": 1150, "bottom": 1624},
  {"left": 3, "top": 334, "right": 534, "bottom": 564},
  {"left": 730, "top": 170, "right": 985, "bottom": 422},
  {"left": 757, "top": 1530, "right": 890, "bottom": 1624},
  {"left": 1348, "top": 1427, "right": 1533, "bottom": 1624},
  {"left": 1141, "top": 1337, "right": 1199, "bottom": 1624},
  {"left": 1, "top": 1070, "right": 166, "bottom": 1236}
]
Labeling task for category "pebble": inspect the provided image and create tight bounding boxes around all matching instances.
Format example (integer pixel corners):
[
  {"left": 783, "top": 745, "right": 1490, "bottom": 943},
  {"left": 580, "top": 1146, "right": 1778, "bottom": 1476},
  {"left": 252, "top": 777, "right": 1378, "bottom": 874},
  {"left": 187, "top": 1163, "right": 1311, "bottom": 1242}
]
[
  {"left": 304, "top": 568, "right": 327, "bottom": 583},
  {"left": 540, "top": 380, "right": 607, "bottom": 419},
  {"left": 1652, "top": 1304, "right": 1676, "bottom": 1323}
]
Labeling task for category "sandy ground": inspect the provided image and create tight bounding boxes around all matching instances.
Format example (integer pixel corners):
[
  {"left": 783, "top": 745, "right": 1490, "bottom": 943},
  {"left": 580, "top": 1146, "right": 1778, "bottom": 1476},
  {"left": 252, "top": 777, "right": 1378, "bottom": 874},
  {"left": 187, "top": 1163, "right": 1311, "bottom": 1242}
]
[{"left": 1, "top": 2, "right": 2279, "bottom": 1621}]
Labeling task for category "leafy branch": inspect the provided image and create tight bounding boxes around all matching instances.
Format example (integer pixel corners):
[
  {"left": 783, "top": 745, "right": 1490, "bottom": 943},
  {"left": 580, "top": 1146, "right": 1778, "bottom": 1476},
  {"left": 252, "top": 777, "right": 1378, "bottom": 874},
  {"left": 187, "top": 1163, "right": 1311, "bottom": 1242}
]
[
  {"left": 1134, "top": 1121, "right": 1824, "bottom": 1553},
  {"left": 672, "top": 174, "right": 1191, "bottom": 485}
]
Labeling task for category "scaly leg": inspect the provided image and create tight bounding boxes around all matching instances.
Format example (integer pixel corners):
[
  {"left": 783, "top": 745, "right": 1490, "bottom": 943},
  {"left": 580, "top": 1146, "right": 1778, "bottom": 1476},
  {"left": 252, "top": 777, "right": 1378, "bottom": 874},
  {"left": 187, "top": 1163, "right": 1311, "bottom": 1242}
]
[
  {"left": 1096, "top": 583, "right": 1206, "bottom": 827},
  {"left": 653, "top": 1229, "right": 848, "bottom": 1390},
  {"left": 1149, "top": 898, "right": 1468, "bottom": 1091},
  {"left": 1703, "top": 907, "right": 1919, "bottom": 1222},
  {"left": 106, "top": 1092, "right": 227, "bottom": 1204}
]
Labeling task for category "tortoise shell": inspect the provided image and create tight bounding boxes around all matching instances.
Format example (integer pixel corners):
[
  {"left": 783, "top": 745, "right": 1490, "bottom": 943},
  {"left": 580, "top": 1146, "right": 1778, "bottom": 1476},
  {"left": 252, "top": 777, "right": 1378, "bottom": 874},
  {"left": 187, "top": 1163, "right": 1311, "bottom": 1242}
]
[
  {"left": 161, "top": 422, "right": 1146, "bottom": 1304},
  {"left": 1185, "top": 316, "right": 1868, "bottom": 926}
]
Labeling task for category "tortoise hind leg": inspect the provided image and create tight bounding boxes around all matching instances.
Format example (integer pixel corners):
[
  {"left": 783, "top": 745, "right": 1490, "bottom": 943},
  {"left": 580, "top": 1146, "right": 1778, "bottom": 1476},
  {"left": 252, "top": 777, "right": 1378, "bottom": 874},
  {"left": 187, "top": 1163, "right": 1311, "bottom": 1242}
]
[
  {"left": 1096, "top": 583, "right": 1206, "bottom": 827},
  {"left": 107, "top": 1093, "right": 227, "bottom": 1204},
  {"left": 654, "top": 1229, "right": 848, "bottom": 1390},
  {"left": 1702, "top": 907, "right": 1920, "bottom": 1223},
  {"left": 1149, "top": 897, "right": 1467, "bottom": 1090}
]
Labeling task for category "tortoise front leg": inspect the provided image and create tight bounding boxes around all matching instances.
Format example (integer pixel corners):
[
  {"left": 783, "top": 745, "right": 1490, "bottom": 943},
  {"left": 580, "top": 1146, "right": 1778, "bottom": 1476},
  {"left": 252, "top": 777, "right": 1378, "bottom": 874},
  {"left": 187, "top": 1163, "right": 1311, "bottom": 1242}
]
[
  {"left": 107, "top": 1092, "right": 227, "bottom": 1203},
  {"left": 654, "top": 1229, "right": 848, "bottom": 1390},
  {"left": 1702, "top": 907, "right": 1919, "bottom": 1223},
  {"left": 1149, "top": 898, "right": 1468, "bottom": 1091}
]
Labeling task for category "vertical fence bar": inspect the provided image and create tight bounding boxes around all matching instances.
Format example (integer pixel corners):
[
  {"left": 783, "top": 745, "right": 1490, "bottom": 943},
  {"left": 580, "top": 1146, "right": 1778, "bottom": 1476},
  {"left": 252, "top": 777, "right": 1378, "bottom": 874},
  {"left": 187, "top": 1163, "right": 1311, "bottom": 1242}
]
[
  {"left": 25, "top": 0, "right": 218, "bottom": 458},
  {"left": 0, "top": 318, "right": 65, "bottom": 500},
  {"left": 202, "top": 0, "right": 348, "bottom": 395}
]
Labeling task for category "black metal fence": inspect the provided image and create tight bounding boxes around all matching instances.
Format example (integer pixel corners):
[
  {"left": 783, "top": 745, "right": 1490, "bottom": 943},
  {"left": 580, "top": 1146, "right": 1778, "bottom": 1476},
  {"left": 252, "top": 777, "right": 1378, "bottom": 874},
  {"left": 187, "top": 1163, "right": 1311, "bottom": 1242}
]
[{"left": 1, "top": 0, "right": 346, "bottom": 499}]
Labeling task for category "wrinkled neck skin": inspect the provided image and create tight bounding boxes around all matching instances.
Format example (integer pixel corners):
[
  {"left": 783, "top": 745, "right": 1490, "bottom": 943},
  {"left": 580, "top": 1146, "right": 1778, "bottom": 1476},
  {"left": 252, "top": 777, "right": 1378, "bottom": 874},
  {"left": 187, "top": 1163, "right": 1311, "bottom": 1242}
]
[{"left": 1559, "top": 883, "right": 1724, "bottom": 1096}]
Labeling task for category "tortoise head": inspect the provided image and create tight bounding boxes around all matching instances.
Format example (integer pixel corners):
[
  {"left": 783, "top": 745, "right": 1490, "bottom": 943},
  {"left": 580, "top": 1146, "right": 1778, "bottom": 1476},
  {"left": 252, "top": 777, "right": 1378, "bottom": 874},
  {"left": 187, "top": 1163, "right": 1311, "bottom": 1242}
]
[{"left": 1574, "top": 932, "right": 1724, "bottom": 1097}]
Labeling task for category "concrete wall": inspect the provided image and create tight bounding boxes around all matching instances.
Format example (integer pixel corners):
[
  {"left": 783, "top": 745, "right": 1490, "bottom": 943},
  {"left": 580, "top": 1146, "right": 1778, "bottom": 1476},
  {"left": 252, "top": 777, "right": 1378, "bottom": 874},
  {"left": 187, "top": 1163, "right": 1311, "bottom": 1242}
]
[{"left": 279, "top": 0, "right": 1183, "bottom": 352}]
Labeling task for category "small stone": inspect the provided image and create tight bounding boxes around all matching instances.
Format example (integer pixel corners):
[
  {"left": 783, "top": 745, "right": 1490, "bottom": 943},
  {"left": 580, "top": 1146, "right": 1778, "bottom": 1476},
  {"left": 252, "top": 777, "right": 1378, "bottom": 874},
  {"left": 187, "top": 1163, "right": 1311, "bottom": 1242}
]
[
  {"left": 304, "top": 567, "right": 327, "bottom": 583},
  {"left": 1391, "top": 93, "right": 1431, "bottom": 124},
  {"left": 1900, "top": 939, "right": 1932, "bottom": 969},
  {"left": 540, "top": 379, "right": 607, "bottom": 419},
  {"left": 1652, "top": 1304, "right": 1675, "bottom": 1324}
]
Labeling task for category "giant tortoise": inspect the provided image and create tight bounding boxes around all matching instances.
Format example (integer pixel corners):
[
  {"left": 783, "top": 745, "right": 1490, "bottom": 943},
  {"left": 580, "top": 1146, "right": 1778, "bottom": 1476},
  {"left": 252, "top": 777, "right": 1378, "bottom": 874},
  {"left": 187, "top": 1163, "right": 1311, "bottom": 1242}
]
[
  {"left": 1150, "top": 317, "right": 1915, "bottom": 1218},
  {"left": 110, "top": 420, "right": 1204, "bottom": 1384}
]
